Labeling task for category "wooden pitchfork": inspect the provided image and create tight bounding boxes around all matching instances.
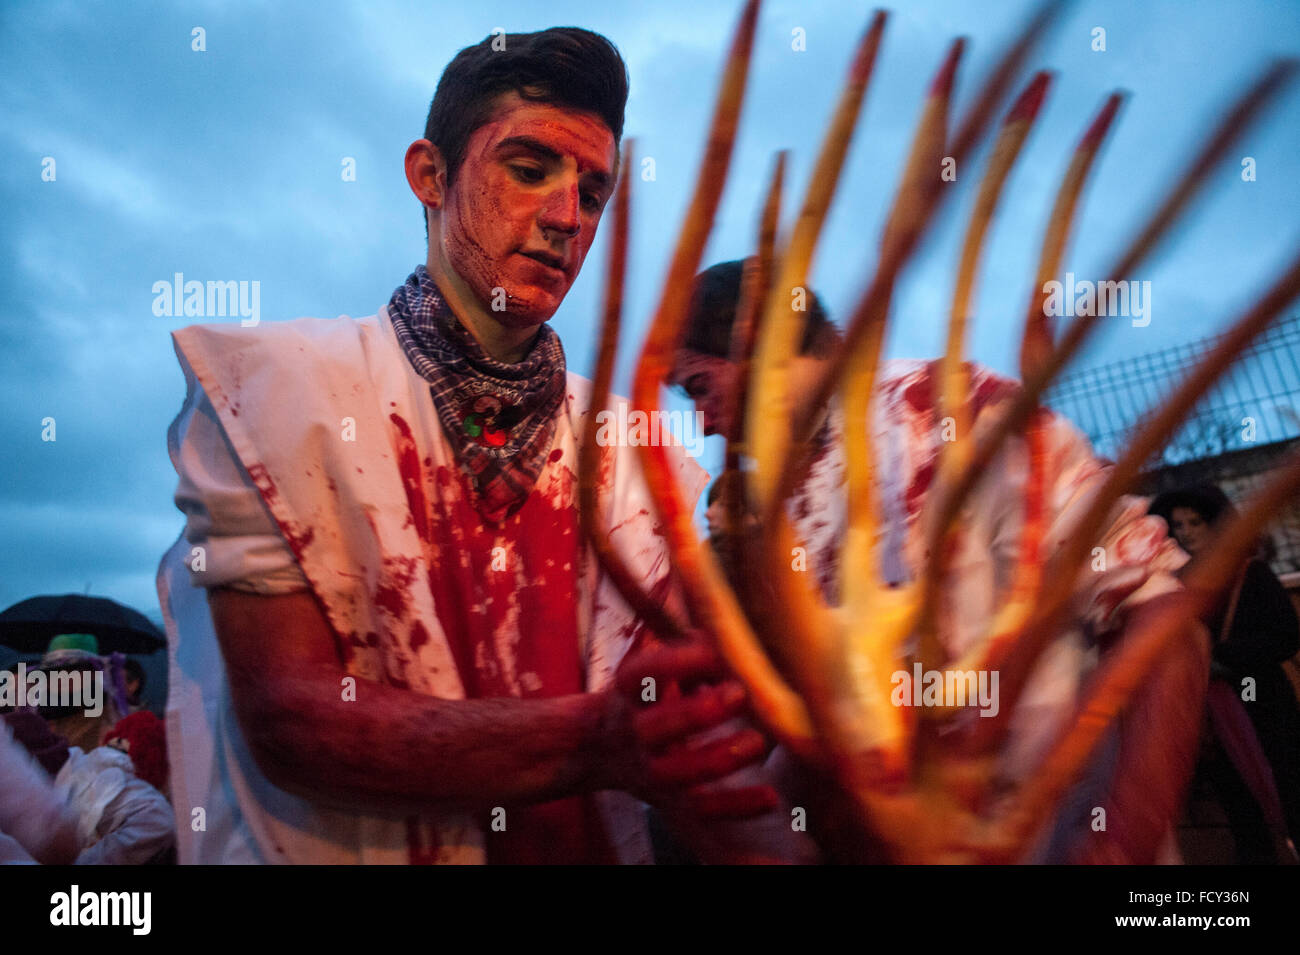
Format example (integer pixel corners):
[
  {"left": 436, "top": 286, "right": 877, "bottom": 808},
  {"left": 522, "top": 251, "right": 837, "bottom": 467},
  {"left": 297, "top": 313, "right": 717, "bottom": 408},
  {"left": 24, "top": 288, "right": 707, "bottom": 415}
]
[{"left": 579, "top": 0, "right": 1300, "bottom": 863}]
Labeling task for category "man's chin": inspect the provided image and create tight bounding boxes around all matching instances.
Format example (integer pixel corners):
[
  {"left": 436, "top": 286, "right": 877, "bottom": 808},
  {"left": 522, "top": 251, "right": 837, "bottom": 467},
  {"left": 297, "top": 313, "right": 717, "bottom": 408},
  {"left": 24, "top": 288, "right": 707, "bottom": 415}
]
[
  {"left": 490, "top": 290, "right": 566, "bottom": 329},
  {"left": 492, "top": 305, "right": 558, "bottom": 329}
]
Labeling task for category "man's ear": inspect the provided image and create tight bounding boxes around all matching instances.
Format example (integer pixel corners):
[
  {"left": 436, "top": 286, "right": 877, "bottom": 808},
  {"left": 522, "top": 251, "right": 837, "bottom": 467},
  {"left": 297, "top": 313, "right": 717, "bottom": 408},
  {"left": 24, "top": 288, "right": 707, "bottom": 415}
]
[{"left": 404, "top": 139, "right": 448, "bottom": 215}]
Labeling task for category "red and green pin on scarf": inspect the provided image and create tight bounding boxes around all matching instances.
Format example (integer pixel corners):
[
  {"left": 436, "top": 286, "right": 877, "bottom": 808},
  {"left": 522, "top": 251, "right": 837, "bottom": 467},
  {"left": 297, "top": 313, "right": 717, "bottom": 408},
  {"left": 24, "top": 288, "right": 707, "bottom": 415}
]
[
  {"left": 460, "top": 395, "right": 512, "bottom": 448},
  {"left": 463, "top": 412, "right": 506, "bottom": 448}
]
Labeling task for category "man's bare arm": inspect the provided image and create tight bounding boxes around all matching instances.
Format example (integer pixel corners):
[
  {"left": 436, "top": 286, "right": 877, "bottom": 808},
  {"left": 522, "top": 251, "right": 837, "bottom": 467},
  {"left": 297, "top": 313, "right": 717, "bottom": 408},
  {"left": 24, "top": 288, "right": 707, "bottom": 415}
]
[{"left": 208, "top": 587, "right": 757, "bottom": 817}]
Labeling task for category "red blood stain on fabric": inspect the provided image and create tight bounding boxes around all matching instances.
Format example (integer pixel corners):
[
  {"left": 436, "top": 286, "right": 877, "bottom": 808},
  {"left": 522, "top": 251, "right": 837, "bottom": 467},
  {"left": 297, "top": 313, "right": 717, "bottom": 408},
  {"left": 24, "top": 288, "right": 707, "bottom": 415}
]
[
  {"left": 387, "top": 406, "right": 610, "bottom": 863},
  {"left": 902, "top": 372, "right": 935, "bottom": 417},
  {"left": 608, "top": 507, "right": 650, "bottom": 535},
  {"left": 374, "top": 585, "right": 407, "bottom": 618},
  {"left": 374, "top": 554, "right": 418, "bottom": 620},
  {"left": 409, "top": 620, "right": 430, "bottom": 651},
  {"left": 246, "top": 463, "right": 278, "bottom": 503},
  {"left": 245, "top": 463, "right": 316, "bottom": 555},
  {"left": 895, "top": 362, "right": 1022, "bottom": 518},
  {"left": 390, "top": 414, "right": 430, "bottom": 543}
]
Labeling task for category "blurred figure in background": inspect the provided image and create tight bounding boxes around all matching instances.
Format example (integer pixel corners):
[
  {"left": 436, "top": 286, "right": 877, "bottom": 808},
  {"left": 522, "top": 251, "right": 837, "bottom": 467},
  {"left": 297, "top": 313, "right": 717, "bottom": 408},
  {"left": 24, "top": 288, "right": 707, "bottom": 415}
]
[
  {"left": 34, "top": 633, "right": 127, "bottom": 752},
  {"left": 5, "top": 707, "right": 176, "bottom": 865},
  {"left": 0, "top": 717, "right": 80, "bottom": 864},
  {"left": 1151, "top": 482, "right": 1300, "bottom": 862},
  {"left": 55, "top": 710, "right": 176, "bottom": 865}
]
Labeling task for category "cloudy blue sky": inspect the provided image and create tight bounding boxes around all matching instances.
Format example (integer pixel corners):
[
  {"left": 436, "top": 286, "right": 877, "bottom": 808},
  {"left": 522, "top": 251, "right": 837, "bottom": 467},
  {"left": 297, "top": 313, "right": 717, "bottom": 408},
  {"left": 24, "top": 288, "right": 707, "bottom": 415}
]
[{"left": 2, "top": 0, "right": 1298, "bottom": 624}]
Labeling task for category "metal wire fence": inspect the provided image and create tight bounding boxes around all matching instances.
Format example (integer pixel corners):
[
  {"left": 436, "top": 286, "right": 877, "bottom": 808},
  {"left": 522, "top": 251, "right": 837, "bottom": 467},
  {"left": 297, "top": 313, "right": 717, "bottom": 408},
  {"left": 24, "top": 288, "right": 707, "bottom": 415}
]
[{"left": 1045, "top": 314, "right": 1300, "bottom": 576}]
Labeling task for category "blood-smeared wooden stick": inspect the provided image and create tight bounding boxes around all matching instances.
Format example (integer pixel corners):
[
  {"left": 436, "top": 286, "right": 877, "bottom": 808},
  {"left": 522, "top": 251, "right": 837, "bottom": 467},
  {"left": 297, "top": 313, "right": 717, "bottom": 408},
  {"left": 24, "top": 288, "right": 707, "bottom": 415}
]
[
  {"left": 976, "top": 249, "right": 1300, "bottom": 744},
  {"left": 721, "top": 151, "right": 787, "bottom": 571},
  {"left": 629, "top": 0, "right": 817, "bottom": 753},
  {"left": 804, "top": 38, "right": 966, "bottom": 796},
  {"left": 921, "top": 91, "right": 1125, "bottom": 702},
  {"left": 929, "top": 61, "right": 1298, "bottom": 561},
  {"left": 746, "top": 11, "right": 887, "bottom": 515},
  {"left": 938, "top": 71, "right": 1053, "bottom": 472},
  {"left": 777, "top": 1, "right": 1067, "bottom": 507},
  {"left": 577, "top": 140, "right": 691, "bottom": 645},
  {"left": 813, "top": 34, "right": 965, "bottom": 607},
  {"left": 915, "top": 71, "right": 1053, "bottom": 672},
  {"left": 1021, "top": 93, "right": 1125, "bottom": 382}
]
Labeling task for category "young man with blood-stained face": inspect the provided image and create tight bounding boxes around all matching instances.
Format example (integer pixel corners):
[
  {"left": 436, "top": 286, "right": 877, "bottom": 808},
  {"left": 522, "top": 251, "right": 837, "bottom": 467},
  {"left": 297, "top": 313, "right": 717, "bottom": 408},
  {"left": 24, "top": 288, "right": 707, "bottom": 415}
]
[{"left": 159, "top": 29, "right": 789, "bottom": 865}]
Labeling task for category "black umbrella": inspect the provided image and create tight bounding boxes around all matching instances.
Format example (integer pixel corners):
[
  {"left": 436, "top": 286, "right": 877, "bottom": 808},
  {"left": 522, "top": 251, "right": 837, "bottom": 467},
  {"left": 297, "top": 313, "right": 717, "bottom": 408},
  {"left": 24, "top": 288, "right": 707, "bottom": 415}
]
[{"left": 0, "top": 594, "right": 166, "bottom": 655}]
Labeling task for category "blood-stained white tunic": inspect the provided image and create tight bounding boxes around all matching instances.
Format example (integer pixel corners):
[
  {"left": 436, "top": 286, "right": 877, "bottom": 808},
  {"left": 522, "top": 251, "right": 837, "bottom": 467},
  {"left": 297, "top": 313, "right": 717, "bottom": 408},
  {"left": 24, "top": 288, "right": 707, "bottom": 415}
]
[{"left": 158, "top": 307, "right": 706, "bottom": 864}]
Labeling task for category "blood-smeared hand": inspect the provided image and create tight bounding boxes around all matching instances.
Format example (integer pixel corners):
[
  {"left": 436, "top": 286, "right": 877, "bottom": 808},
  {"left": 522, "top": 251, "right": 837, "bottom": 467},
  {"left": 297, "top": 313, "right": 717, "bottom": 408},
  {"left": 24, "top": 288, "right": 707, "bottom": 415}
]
[{"left": 601, "top": 631, "right": 779, "bottom": 822}]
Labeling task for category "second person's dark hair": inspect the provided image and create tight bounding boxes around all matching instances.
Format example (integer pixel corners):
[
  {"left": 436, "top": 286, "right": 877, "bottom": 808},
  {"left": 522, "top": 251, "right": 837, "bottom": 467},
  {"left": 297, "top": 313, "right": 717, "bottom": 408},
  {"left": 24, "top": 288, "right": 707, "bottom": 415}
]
[{"left": 683, "top": 259, "right": 839, "bottom": 360}]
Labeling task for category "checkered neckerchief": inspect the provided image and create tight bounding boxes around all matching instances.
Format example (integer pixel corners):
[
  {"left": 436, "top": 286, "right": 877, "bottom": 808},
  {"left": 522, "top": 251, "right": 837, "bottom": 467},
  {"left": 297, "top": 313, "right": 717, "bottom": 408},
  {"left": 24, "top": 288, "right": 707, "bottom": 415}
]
[{"left": 387, "top": 266, "right": 567, "bottom": 523}]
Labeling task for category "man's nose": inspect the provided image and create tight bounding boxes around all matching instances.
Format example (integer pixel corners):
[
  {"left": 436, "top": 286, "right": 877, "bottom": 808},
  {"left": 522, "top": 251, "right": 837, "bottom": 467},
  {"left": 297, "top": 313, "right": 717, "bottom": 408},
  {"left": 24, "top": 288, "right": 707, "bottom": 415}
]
[
  {"left": 539, "top": 179, "right": 581, "bottom": 238},
  {"left": 701, "top": 404, "right": 721, "bottom": 436}
]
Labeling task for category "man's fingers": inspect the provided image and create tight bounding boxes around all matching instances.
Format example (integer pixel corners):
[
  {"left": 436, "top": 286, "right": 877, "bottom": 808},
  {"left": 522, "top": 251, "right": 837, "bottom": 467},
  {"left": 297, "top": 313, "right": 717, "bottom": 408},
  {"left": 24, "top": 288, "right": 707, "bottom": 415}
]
[
  {"left": 634, "top": 681, "right": 748, "bottom": 748},
  {"left": 615, "top": 639, "right": 728, "bottom": 697},
  {"left": 645, "top": 728, "right": 768, "bottom": 787}
]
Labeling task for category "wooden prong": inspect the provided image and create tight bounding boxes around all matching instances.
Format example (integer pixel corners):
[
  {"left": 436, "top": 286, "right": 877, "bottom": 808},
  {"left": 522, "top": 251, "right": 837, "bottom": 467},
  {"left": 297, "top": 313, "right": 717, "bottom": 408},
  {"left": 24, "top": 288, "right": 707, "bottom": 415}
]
[
  {"left": 983, "top": 247, "right": 1300, "bottom": 739},
  {"left": 829, "top": 36, "right": 967, "bottom": 674},
  {"left": 722, "top": 150, "right": 788, "bottom": 564},
  {"left": 915, "top": 72, "right": 1053, "bottom": 672},
  {"left": 879, "top": 37, "right": 964, "bottom": 264},
  {"left": 1021, "top": 92, "right": 1124, "bottom": 382},
  {"left": 630, "top": 0, "right": 818, "bottom": 753},
  {"left": 776, "top": 37, "right": 967, "bottom": 515},
  {"left": 776, "top": 0, "right": 1066, "bottom": 504},
  {"left": 918, "top": 90, "right": 1125, "bottom": 696},
  {"left": 939, "top": 71, "right": 1052, "bottom": 457},
  {"left": 837, "top": 285, "right": 914, "bottom": 782},
  {"left": 577, "top": 141, "right": 690, "bottom": 644},
  {"left": 925, "top": 60, "right": 1298, "bottom": 607},
  {"left": 946, "top": 0, "right": 1067, "bottom": 167},
  {"left": 747, "top": 10, "right": 887, "bottom": 516}
]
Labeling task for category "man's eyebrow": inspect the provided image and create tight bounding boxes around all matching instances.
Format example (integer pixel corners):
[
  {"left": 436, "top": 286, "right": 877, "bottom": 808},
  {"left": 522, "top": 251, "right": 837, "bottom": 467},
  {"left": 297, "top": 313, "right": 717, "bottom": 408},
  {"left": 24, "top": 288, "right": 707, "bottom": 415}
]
[
  {"left": 495, "top": 135, "right": 563, "bottom": 161},
  {"left": 494, "top": 135, "right": 613, "bottom": 191}
]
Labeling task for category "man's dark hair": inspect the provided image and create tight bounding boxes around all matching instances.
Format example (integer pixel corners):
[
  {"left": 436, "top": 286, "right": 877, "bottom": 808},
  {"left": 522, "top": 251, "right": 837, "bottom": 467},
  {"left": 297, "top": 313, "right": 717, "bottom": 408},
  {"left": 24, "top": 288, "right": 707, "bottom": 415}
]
[
  {"left": 1149, "top": 482, "right": 1237, "bottom": 528},
  {"left": 683, "top": 259, "right": 839, "bottom": 360},
  {"left": 421, "top": 27, "right": 629, "bottom": 229},
  {"left": 1148, "top": 481, "right": 1276, "bottom": 560}
]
